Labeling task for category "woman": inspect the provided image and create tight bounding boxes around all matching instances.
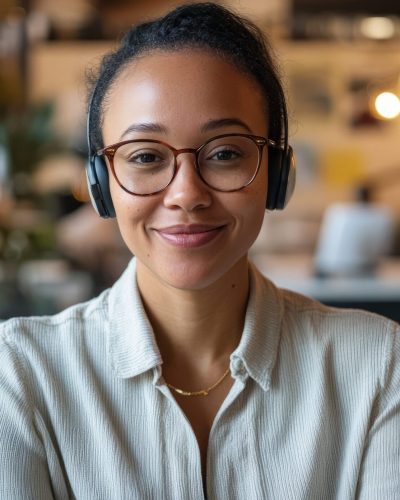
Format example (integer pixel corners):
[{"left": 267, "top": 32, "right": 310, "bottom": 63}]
[{"left": 1, "top": 3, "right": 399, "bottom": 499}]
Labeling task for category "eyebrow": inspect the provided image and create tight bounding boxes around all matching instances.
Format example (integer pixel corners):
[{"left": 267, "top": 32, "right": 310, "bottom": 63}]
[
  {"left": 120, "top": 122, "right": 168, "bottom": 140},
  {"left": 200, "top": 118, "right": 252, "bottom": 133},
  {"left": 119, "top": 117, "right": 252, "bottom": 141}
]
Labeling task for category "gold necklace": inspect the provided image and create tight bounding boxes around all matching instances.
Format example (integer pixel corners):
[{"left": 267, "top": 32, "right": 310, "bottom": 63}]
[{"left": 166, "top": 367, "right": 231, "bottom": 397}]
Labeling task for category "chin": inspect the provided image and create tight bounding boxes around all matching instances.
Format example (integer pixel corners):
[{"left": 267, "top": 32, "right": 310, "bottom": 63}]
[{"left": 139, "top": 252, "right": 249, "bottom": 292}]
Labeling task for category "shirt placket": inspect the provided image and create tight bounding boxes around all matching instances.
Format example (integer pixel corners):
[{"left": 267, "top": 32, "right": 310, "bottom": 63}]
[
  {"left": 153, "top": 365, "right": 248, "bottom": 500},
  {"left": 206, "top": 373, "right": 248, "bottom": 499},
  {"left": 154, "top": 373, "right": 205, "bottom": 500}
]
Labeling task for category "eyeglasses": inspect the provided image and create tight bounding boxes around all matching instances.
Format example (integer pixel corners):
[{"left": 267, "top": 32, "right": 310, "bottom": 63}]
[{"left": 97, "top": 133, "right": 276, "bottom": 196}]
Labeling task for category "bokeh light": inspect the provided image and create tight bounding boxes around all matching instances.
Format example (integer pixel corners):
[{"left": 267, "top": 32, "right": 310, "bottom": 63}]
[{"left": 374, "top": 92, "right": 400, "bottom": 120}]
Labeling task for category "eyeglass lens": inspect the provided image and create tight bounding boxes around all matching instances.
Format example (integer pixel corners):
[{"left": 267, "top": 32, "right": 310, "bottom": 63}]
[{"left": 111, "top": 135, "right": 261, "bottom": 195}]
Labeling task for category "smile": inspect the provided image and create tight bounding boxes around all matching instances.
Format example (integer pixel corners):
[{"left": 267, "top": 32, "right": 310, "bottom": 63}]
[{"left": 154, "top": 224, "right": 226, "bottom": 248}]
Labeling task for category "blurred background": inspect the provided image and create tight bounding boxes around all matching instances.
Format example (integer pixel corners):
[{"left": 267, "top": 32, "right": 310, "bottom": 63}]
[{"left": 0, "top": 0, "right": 399, "bottom": 320}]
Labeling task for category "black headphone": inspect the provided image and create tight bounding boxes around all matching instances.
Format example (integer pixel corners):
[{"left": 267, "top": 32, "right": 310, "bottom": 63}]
[{"left": 86, "top": 87, "right": 296, "bottom": 219}]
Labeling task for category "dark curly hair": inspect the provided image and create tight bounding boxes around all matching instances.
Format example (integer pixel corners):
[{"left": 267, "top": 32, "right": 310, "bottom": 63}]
[{"left": 87, "top": 2, "right": 287, "bottom": 152}]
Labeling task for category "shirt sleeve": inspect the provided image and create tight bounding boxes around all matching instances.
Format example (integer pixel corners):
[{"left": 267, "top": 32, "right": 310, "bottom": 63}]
[
  {"left": 357, "top": 322, "right": 400, "bottom": 499},
  {"left": 0, "top": 330, "right": 55, "bottom": 500}
]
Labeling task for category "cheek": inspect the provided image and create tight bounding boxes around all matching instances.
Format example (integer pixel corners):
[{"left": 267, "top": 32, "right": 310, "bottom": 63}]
[
  {"left": 110, "top": 186, "right": 150, "bottom": 250},
  {"left": 240, "top": 173, "right": 268, "bottom": 238},
  {"left": 244, "top": 199, "right": 266, "bottom": 239},
  {"left": 109, "top": 173, "right": 146, "bottom": 220},
  {"left": 245, "top": 165, "right": 268, "bottom": 210},
  {"left": 224, "top": 186, "right": 267, "bottom": 243}
]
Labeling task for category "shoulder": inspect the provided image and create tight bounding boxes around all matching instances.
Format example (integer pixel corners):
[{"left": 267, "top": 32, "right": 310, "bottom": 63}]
[
  {"left": 276, "top": 284, "right": 399, "bottom": 387},
  {"left": 0, "top": 289, "right": 110, "bottom": 366},
  {"left": 251, "top": 265, "right": 399, "bottom": 385},
  {"left": 278, "top": 284, "right": 398, "bottom": 340},
  {"left": 251, "top": 263, "right": 398, "bottom": 343},
  {"left": 0, "top": 289, "right": 113, "bottom": 415}
]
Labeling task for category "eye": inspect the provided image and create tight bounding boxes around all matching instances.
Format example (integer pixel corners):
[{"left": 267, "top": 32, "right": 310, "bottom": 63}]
[
  {"left": 128, "top": 150, "right": 164, "bottom": 165},
  {"left": 207, "top": 146, "right": 242, "bottom": 162}
]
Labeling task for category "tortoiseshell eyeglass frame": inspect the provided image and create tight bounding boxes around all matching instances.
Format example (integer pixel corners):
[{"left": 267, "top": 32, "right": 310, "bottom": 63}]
[{"left": 96, "top": 133, "right": 278, "bottom": 196}]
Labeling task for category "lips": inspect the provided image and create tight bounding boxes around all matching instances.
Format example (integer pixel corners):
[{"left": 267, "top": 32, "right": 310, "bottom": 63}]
[{"left": 154, "top": 224, "right": 226, "bottom": 248}]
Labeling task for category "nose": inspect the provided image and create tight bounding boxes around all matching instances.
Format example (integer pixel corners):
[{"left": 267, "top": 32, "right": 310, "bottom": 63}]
[{"left": 163, "top": 152, "right": 212, "bottom": 212}]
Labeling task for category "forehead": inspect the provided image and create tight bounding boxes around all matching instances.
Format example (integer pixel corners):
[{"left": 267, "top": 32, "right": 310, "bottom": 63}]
[{"left": 102, "top": 49, "right": 267, "bottom": 143}]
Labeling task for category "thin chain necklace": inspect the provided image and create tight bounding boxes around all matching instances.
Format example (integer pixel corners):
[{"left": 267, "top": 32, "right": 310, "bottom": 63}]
[{"left": 166, "top": 367, "right": 231, "bottom": 397}]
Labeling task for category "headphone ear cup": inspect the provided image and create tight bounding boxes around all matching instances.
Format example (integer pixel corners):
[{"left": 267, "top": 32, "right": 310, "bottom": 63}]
[
  {"left": 86, "top": 156, "right": 116, "bottom": 219},
  {"left": 266, "top": 145, "right": 296, "bottom": 210}
]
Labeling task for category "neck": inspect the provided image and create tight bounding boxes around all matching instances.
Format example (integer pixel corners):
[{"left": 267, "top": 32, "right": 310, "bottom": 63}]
[{"left": 136, "top": 257, "right": 250, "bottom": 371}]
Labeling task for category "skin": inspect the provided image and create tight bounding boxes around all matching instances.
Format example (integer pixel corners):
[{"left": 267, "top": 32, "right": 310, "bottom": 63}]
[{"left": 102, "top": 49, "right": 269, "bottom": 384}]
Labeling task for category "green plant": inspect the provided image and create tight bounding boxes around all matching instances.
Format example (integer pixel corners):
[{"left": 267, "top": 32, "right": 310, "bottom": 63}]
[{"left": 0, "top": 101, "right": 63, "bottom": 196}]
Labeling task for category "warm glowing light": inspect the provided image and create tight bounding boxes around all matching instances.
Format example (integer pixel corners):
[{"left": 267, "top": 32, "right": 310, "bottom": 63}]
[
  {"left": 360, "top": 17, "right": 396, "bottom": 40},
  {"left": 374, "top": 92, "right": 400, "bottom": 120}
]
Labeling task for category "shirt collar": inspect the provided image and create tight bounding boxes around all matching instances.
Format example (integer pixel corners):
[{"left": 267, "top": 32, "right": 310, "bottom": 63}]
[
  {"left": 107, "top": 258, "right": 162, "bottom": 378},
  {"left": 107, "top": 258, "right": 283, "bottom": 389},
  {"left": 230, "top": 261, "right": 283, "bottom": 392}
]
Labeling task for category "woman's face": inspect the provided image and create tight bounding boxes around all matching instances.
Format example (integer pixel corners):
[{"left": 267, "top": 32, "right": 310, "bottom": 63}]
[{"left": 102, "top": 49, "right": 269, "bottom": 291}]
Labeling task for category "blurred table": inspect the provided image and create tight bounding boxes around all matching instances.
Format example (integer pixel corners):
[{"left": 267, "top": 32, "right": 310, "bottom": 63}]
[{"left": 252, "top": 254, "right": 400, "bottom": 323}]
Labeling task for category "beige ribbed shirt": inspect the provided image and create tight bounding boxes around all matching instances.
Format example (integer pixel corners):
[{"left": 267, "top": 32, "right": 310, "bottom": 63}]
[{"left": 0, "top": 258, "right": 399, "bottom": 499}]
